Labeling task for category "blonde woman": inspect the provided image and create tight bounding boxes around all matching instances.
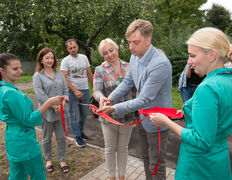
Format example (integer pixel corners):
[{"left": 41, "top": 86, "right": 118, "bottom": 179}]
[
  {"left": 93, "top": 38, "right": 136, "bottom": 180},
  {"left": 150, "top": 27, "right": 232, "bottom": 180}
]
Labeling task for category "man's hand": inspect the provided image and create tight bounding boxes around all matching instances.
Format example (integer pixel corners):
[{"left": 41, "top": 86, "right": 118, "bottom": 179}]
[
  {"left": 74, "top": 90, "right": 84, "bottom": 100},
  {"left": 99, "top": 96, "right": 113, "bottom": 108},
  {"left": 96, "top": 106, "right": 115, "bottom": 115}
]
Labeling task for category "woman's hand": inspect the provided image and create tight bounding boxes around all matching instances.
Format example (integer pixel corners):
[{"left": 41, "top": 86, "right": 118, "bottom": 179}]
[
  {"left": 52, "top": 105, "right": 61, "bottom": 114},
  {"left": 150, "top": 113, "right": 184, "bottom": 138},
  {"left": 99, "top": 96, "right": 113, "bottom": 108},
  {"left": 40, "top": 96, "right": 65, "bottom": 116},
  {"left": 92, "top": 106, "right": 99, "bottom": 116},
  {"left": 48, "top": 96, "right": 64, "bottom": 107},
  {"left": 97, "top": 105, "right": 115, "bottom": 115},
  {"left": 149, "top": 113, "right": 170, "bottom": 127},
  {"left": 176, "top": 110, "right": 182, "bottom": 114}
]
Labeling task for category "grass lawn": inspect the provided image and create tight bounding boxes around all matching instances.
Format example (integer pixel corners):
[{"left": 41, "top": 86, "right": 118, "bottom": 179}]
[
  {"left": 172, "top": 87, "right": 183, "bottom": 110},
  {"left": 15, "top": 73, "right": 33, "bottom": 83},
  {"left": 18, "top": 73, "right": 183, "bottom": 110}
]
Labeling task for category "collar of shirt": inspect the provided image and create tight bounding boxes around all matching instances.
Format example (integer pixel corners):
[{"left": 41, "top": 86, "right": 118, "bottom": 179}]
[
  {"left": 102, "top": 59, "right": 126, "bottom": 68},
  {"left": 40, "top": 69, "right": 57, "bottom": 79},
  {"left": 137, "top": 45, "right": 152, "bottom": 78},
  {"left": 204, "top": 68, "right": 232, "bottom": 81},
  {"left": 0, "top": 81, "right": 17, "bottom": 89}
]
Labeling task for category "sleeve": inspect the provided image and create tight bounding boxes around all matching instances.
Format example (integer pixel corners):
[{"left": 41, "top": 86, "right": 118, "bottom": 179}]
[
  {"left": 177, "top": 64, "right": 188, "bottom": 92},
  {"left": 93, "top": 67, "right": 104, "bottom": 101},
  {"left": 109, "top": 65, "right": 135, "bottom": 104},
  {"left": 61, "top": 72, "right": 69, "bottom": 99},
  {"left": 181, "top": 84, "right": 218, "bottom": 152},
  {"left": 60, "top": 58, "right": 69, "bottom": 71},
  {"left": 113, "top": 61, "right": 170, "bottom": 114},
  {"left": 33, "top": 73, "right": 50, "bottom": 105},
  {"left": 3, "top": 90, "right": 42, "bottom": 127},
  {"left": 85, "top": 55, "right": 90, "bottom": 67}
]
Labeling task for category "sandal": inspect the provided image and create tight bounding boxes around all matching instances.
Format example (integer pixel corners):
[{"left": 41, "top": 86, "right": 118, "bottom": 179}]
[
  {"left": 60, "top": 164, "right": 70, "bottom": 174},
  {"left": 45, "top": 165, "right": 54, "bottom": 173}
]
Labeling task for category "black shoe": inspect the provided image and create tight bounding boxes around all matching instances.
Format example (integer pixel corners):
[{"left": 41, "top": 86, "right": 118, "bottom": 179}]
[
  {"left": 75, "top": 137, "right": 86, "bottom": 148},
  {"left": 81, "top": 133, "right": 89, "bottom": 140}
]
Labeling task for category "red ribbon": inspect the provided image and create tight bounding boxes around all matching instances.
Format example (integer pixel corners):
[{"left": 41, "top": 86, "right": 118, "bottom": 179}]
[
  {"left": 60, "top": 103, "right": 70, "bottom": 143},
  {"left": 61, "top": 97, "right": 183, "bottom": 175},
  {"left": 92, "top": 105, "right": 146, "bottom": 125},
  {"left": 92, "top": 104, "right": 160, "bottom": 175}
]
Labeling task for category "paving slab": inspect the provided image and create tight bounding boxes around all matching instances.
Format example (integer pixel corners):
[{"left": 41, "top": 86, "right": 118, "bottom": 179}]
[{"left": 80, "top": 156, "right": 175, "bottom": 180}]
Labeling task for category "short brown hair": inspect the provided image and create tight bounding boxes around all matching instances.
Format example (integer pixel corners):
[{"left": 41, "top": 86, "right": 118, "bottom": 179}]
[
  {"left": 35, "top": 48, "right": 58, "bottom": 72},
  {"left": 125, "top": 19, "right": 154, "bottom": 38},
  {"left": 65, "top": 39, "right": 77, "bottom": 47}
]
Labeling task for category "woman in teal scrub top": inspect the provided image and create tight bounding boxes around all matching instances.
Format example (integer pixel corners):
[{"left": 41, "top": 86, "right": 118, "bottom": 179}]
[
  {"left": 150, "top": 27, "right": 232, "bottom": 180},
  {"left": 0, "top": 52, "right": 64, "bottom": 180}
]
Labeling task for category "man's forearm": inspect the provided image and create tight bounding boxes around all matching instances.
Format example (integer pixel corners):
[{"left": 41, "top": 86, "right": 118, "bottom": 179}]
[{"left": 66, "top": 79, "right": 79, "bottom": 93}]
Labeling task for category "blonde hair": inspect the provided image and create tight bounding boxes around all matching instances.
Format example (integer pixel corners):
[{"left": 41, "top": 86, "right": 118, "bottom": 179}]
[
  {"left": 98, "top": 38, "right": 118, "bottom": 57},
  {"left": 187, "top": 27, "right": 232, "bottom": 63},
  {"left": 125, "top": 19, "right": 154, "bottom": 39}
]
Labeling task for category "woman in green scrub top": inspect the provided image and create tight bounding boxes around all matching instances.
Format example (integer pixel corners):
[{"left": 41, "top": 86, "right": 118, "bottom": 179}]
[
  {"left": 150, "top": 27, "right": 232, "bottom": 180},
  {"left": 0, "top": 52, "right": 64, "bottom": 180}
]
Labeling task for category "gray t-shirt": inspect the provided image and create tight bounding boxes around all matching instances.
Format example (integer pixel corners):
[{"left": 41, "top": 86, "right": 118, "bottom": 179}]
[{"left": 61, "top": 54, "right": 90, "bottom": 90}]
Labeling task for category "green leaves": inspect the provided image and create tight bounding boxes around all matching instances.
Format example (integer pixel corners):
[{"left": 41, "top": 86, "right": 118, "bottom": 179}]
[{"left": 1, "top": 0, "right": 231, "bottom": 84}]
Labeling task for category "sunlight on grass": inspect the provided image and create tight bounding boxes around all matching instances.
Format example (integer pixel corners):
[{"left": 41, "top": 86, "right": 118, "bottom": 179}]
[
  {"left": 16, "top": 73, "right": 33, "bottom": 83},
  {"left": 22, "top": 88, "right": 34, "bottom": 94}
]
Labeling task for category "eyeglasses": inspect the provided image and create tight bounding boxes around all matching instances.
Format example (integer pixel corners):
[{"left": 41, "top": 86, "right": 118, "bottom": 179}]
[{"left": 103, "top": 48, "right": 114, "bottom": 56}]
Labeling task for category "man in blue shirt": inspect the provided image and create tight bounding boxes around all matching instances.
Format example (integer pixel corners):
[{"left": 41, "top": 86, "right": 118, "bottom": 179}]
[{"left": 97, "top": 19, "right": 172, "bottom": 180}]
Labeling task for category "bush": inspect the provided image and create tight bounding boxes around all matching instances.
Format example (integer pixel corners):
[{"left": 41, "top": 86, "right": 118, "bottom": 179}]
[{"left": 156, "top": 26, "right": 199, "bottom": 85}]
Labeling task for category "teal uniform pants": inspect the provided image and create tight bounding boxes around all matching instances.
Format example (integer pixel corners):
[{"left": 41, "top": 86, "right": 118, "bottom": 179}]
[{"left": 9, "top": 154, "right": 46, "bottom": 180}]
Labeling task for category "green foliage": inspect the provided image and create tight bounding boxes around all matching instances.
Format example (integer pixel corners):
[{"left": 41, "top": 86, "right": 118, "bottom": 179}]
[
  {"left": 0, "top": 1, "right": 42, "bottom": 60},
  {"left": 205, "top": 4, "right": 232, "bottom": 32},
  {"left": 2, "top": 0, "right": 223, "bottom": 83},
  {"left": 157, "top": 26, "right": 199, "bottom": 85}
]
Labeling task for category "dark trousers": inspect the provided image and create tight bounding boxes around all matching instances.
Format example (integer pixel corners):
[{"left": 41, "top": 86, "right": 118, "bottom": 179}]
[{"left": 138, "top": 123, "right": 169, "bottom": 180}]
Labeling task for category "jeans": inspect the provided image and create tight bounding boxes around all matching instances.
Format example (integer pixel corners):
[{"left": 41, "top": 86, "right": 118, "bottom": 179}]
[
  {"left": 68, "top": 89, "right": 90, "bottom": 138},
  {"left": 181, "top": 87, "right": 196, "bottom": 103}
]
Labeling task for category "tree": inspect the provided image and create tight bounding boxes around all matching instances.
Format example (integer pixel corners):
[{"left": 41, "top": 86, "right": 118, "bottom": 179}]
[
  {"left": 205, "top": 4, "right": 232, "bottom": 32},
  {"left": 0, "top": 0, "right": 42, "bottom": 60},
  {"left": 0, "top": 0, "right": 210, "bottom": 84},
  {"left": 30, "top": 0, "right": 143, "bottom": 62}
]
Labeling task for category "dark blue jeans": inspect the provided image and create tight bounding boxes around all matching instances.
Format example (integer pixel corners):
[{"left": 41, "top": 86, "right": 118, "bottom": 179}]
[
  {"left": 68, "top": 89, "right": 90, "bottom": 138},
  {"left": 181, "top": 87, "right": 196, "bottom": 103}
]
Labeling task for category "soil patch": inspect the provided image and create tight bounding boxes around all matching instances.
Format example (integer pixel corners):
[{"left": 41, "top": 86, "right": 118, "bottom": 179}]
[{"left": 0, "top": 121, "right": 104, "bottom": 180}]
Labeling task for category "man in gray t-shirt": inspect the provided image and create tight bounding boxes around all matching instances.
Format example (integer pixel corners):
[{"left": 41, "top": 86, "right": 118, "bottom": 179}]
[{"left": 61, "top": 39, "right": 93, "bottom": 148}]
